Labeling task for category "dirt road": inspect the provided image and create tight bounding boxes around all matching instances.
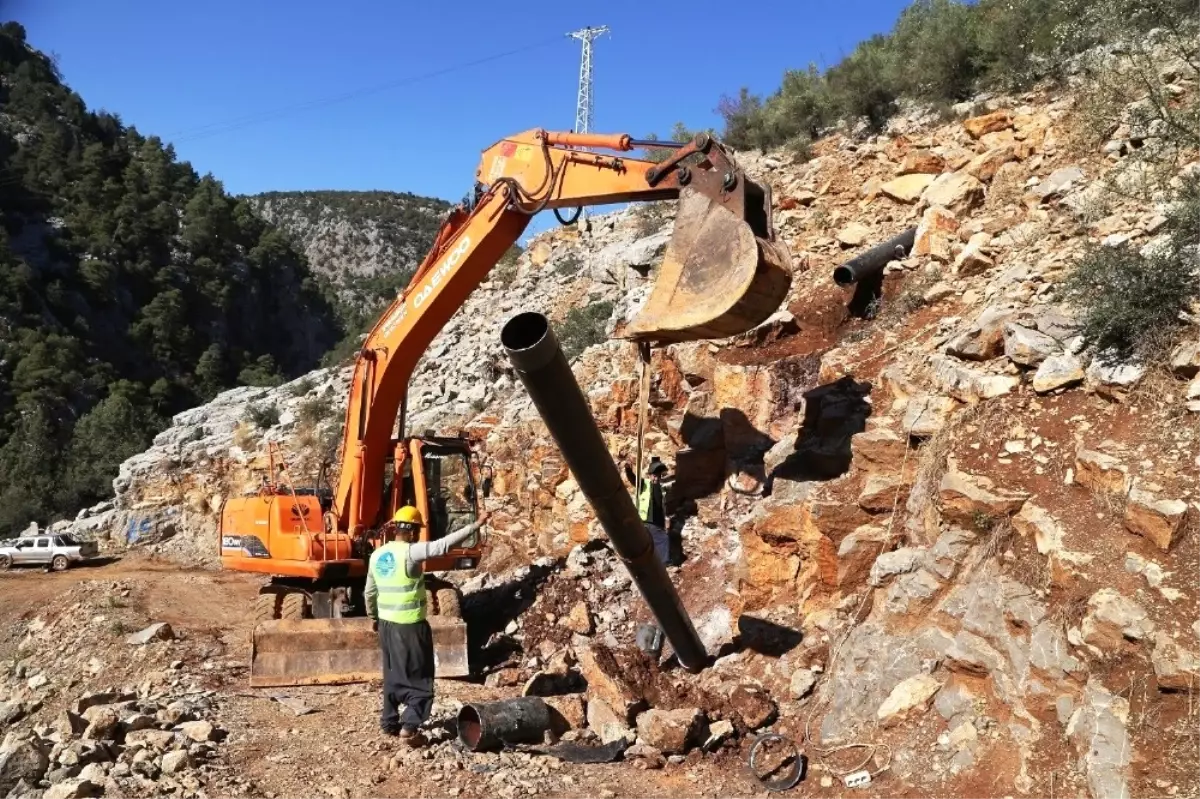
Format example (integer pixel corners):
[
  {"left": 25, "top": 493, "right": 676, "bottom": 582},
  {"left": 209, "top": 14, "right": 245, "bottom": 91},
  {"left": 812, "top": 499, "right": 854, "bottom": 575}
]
[{"left": 1, "top": 556, "right": 784, "bottom": 799}]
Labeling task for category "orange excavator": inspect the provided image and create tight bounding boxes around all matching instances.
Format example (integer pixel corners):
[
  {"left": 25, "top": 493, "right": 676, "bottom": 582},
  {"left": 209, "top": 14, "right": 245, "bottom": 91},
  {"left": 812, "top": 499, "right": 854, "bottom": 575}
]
[{"left": 218, "top": 128, "right": 793, "bottom": 687}]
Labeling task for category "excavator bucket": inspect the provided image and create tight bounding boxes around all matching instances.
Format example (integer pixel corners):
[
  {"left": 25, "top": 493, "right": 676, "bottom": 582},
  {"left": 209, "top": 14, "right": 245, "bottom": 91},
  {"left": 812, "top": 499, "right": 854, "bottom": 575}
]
[
  {"left": 248, "top": 616, "right": 470, "bottom": 688},
  {"left": 623, "top": 182, "right": 793, "bottom": 345}
]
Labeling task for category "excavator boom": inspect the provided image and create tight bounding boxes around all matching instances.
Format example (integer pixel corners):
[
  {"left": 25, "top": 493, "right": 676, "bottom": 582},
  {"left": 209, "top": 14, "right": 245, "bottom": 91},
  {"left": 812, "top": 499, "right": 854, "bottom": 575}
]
[{"left": 238, "top": 127, "right": 793, "bottom": 688}]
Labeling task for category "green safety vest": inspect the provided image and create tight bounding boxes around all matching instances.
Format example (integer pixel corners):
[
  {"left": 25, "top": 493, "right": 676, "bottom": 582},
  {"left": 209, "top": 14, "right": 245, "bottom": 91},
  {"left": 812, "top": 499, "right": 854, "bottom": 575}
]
[
  {"left": 369, "top": 541, "right": 426, "bottom": 624},
  {"left": 635, "top": 480, "right": 652, "bottom": 522}
]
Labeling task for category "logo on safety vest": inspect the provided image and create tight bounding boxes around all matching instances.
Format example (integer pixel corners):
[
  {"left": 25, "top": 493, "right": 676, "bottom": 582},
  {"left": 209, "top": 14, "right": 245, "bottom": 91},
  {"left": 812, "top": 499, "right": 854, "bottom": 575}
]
[{"left": 375, "top": 551, "right": 396, "bottom": 577}]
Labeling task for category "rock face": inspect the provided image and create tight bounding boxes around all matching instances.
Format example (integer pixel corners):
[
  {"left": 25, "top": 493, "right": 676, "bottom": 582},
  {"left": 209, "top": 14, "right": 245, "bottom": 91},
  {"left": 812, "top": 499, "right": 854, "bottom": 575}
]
[{"left": 247, "top": 190, "right": 450, "bottom": 286}]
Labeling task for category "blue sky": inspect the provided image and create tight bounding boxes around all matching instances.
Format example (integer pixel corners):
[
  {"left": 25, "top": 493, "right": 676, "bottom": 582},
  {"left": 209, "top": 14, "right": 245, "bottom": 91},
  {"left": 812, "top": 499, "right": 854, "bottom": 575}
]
[{"left": 13, "top": 0, "right": 913, "bottom": 241}]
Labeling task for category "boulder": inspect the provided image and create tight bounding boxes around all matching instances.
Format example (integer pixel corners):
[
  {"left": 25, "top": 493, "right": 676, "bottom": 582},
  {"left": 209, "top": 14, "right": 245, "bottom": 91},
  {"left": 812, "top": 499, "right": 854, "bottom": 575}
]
[
  {"left": 899, "top": 150, "right": 945, "bottom": 175},
  {"left": 938, "top": 464, "right": 1028, "bottom": 525},
  {"left": 81, "top": 708, "right": 119, "bottom": 742},
  {"left": 1034, "top": 166, "right": 1084, "bottom": 200},
  {"left": 1003, "top": 323, "right": 1059, "bottom": 367},
  {"left": 928, "top": 355, "right": 1020, "bottom": 402},
  {"left": 964, "top": 145, "right": 1017, "bottom": 182},
  {"left": 837, "top": 525, "right": 890, "bottom": 588},
  {"left": 836, "top": 222, "right": 871, "bottom": 248},
  {"left": 868, "top": 547, "right": 923, "bottom": 586},
  {"left": 543, "top": 694, "right": 587, "bottom": 733},
  {"left": 913, "top": 206, "right": 959, "bottom": 262},
  {"left": 44, "top": 780, "right": 100, "bottom": 799},
  {"left": 635, "top": 708, "right": 703, "bottom": 755},
  {"left": 790, "top": 669, "right": 818, "bottom": 700},
  {"left": 922, "top": 172, "right": 985, "bottom": 214},
  {"left": 902, "top": 395, "right": 959, "bottom": 437},
  {"left": 876, "top": 674, "right": 941, "bottom": 727},
  {"left": 1082, "top": 589, "right": 1154, "bottom": 651},
  {"left": 728, "top": 684, "right": 777, "bottom": 730},
  {"left": 1124, "top": 488, "right": 1188, "bottom": 551},
  {"left": 125, "top": 622, "right": 174, "bottom": 646},
  {"left": 1074, "top": 447, "right": 1129, "bottom": 495},
  {"left": 586, "top": 697, "right": 633, "bottom": 745},
  {"left": 0, "top": 741, "right": 50, "bottom": 796},
  {"left": 1011, "top": 503, "right": 1065, "bottom": 554},
  {"left": 946, "top": 306, "right": 1016, "bottom": 361},
  {"left": 576, "top": 645, "right": 646, "bottom": 720},
  {"left": 1032, "top": 354, "right": 1085, "bottom": 393},
  {"left": 953, "top": 233, "right": 994, "bottom": 276},
  {"left": 963, "top": 111, "right": 1012, "bottom": 139},
  {"left": 159, "top": 750, "right": 190, "bottom": 775},
  {"left": 1151, "top": 633, "right": 1199, "bottom": 692},
  {"left": 562, "top": 602, "right": 594, "bottom": 635},
  {"left": 1169, "top": 340, "right": 1200, "bottom": 378},
  {"left": 859, "top": 474, "right": 908, "bottom": 513},
  {"left": 1085, "top": 359, "right": 1145, "bottom": 400},
  {"left": 881, "top": 174, "right": 936, "bottom": 204},
  {"left": 851, "top": 426, "right": 910, "bottom": 474},
  {"left": 177, "top": 720, "right": 216, "bottom": 743},
  {"left": 1066, "top": 682, "right": 1131, "bottom": 799}
]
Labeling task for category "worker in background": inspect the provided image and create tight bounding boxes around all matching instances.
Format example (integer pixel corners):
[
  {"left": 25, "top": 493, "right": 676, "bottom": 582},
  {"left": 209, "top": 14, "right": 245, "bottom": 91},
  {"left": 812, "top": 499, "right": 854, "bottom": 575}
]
[
  {"left": 624, "top": 457, "right": 671, "bottom": 564},
  {"left": 365, "top": 504, "right": 489, "bottom": 746},
  {"left": 623, "top": 457, "right": 671, "bottom": 659}
]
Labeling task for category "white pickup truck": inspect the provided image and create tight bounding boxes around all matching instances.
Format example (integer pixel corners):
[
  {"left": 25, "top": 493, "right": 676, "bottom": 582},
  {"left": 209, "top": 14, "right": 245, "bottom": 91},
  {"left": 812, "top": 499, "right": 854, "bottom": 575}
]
[{"left": 0, "top": 533, "right": 99, "bottom": 571}]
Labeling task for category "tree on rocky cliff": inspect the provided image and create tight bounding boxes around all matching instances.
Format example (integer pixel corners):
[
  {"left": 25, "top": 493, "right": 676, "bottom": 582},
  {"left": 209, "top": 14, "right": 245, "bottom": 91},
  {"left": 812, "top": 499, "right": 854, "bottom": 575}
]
[
  {"left": 0, "top": 21, "right": 343, "bottom": 533},
  {"left": 717, "top": 0, "right": 1198, "bottom": 149}
]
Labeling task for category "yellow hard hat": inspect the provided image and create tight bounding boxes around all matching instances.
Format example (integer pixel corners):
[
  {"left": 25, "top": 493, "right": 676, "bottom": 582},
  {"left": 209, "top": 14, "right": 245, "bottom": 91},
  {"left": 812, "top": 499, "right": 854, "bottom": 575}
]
[{"left": 392, "top": 505, "right": 424, "bottom": 527}]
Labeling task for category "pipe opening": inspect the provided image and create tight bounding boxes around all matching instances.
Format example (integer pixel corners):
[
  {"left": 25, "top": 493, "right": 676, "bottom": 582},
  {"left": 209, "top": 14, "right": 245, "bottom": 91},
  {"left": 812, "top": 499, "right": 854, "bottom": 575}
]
[
  {"left": 458, "top": 706, "right": 482, "bottom": 750},
  {"left": 833, "top": 266, "right": 854, "bottom": 286},
  {"left": 501, "top": 311, "right": 549, "bottom": 353}
]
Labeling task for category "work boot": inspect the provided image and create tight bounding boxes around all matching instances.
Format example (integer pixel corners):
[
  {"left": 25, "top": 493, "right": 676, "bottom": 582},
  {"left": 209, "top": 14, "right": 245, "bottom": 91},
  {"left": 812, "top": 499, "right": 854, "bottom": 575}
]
[{"left": 398, "top": 727, "right": 427, "bottom": 748}]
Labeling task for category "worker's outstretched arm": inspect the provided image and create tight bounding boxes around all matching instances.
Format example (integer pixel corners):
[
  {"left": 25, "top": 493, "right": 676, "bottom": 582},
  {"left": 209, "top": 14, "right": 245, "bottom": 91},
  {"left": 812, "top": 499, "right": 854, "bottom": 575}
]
[{"left": 407, "top": 511, "right": 491, "bottom": 573}]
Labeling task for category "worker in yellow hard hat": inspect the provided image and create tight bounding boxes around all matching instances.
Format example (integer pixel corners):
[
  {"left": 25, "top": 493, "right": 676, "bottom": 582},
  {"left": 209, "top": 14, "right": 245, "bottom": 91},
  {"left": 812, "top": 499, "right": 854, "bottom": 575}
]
[{"left": 364, "top": 503, "right": 489, "bottom": 746}]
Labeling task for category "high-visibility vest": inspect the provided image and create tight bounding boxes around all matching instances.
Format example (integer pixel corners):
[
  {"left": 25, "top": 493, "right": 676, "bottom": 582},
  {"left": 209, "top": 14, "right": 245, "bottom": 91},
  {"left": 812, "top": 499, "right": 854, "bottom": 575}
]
[
  {"left": 369, "top": 541, "right": 426, "bottom": 624},
  {"left": 635, "top": 480, "right": 653, "bottom": 522}
]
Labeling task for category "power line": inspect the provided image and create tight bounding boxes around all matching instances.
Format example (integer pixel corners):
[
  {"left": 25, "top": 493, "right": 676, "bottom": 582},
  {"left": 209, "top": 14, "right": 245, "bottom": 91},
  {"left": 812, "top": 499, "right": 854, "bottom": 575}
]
[{"left": 167, "top": 36, "right": 563, "bottom": 146}]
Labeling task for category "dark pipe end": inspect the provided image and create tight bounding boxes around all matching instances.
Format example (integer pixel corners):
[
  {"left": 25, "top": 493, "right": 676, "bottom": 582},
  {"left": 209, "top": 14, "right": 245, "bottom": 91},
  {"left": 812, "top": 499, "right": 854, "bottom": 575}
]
[
  {"left": 458, "top": 705, "right": 483, "bottom": 750},
  {"left": 833, "top": 266, "right": 855, "bottom": 286},
  {"left": 501, "top": 311, "right": 560, "bottom": 372}
]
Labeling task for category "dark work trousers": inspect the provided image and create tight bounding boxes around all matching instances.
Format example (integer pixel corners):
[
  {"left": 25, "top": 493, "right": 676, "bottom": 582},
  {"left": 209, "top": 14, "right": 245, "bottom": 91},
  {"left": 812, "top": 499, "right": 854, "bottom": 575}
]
[
  {"left": 646, "top": 523, "right": 670, "bottom": 565},
  {"left": 638, "top": 523, "right": 671, "bottom": 658},
  {"left": 379, "top": 617, "right": 435, "bottom": 732}
]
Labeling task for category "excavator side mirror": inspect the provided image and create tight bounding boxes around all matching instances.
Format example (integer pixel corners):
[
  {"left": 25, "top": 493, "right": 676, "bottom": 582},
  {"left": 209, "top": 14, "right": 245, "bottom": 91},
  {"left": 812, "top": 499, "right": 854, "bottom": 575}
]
[{"left": 480, "top": 476, "right": 493, "bottom": 498}]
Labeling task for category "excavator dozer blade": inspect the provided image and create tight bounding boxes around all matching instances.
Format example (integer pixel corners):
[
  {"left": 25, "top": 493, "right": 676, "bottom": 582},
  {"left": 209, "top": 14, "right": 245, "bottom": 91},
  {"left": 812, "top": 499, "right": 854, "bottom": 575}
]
[
  {"left": 248, "top": 616, "right": 470, "bottom": 688},
  {"left": 623, "top": 183, "right": 793, "bottom": 345}
]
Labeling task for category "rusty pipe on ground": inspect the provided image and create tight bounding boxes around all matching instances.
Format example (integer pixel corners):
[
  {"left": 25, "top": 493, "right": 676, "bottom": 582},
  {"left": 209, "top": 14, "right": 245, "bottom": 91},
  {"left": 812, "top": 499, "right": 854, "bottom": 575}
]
[
  {"left": 500, "top": 311, "right": 708, "bottom": 673},
  {"left": 832, "top": 226, "right": 917, "bottom": 286}
]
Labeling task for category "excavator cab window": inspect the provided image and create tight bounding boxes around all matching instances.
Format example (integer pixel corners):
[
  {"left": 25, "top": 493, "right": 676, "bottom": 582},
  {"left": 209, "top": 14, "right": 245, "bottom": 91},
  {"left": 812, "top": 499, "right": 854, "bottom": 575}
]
[{"left": 421, "top": 445, "right": 479, "bottom": 548}]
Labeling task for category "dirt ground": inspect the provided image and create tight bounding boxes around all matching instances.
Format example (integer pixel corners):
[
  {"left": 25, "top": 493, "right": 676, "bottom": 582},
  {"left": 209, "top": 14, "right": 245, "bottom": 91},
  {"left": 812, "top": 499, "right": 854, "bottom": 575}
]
[{"left": 4, "top": 554, "right": 1129, "bottom": 799}]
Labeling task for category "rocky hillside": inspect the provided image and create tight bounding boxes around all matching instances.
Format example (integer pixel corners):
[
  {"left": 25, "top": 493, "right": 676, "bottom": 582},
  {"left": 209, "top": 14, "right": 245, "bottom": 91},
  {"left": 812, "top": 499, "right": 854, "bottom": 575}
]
[
  {"left": 34, "top": 37, "right": 1200, "bottom": 799},
  {"left": 246, "top": 190, "right": 450, "bottom": 282},
  {"left": 245, "top": 190, "right": 453, "bottom": 331}
]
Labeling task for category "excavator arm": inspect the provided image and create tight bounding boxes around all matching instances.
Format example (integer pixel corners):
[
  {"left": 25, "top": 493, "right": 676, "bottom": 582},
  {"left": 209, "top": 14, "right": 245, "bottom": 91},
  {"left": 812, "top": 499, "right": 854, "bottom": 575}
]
[
  {"left": 241, "top": 128, "right": 792, "bottom": 689},
  {"left": 332, "top": 128, "right": 793, "bottom": 538}
]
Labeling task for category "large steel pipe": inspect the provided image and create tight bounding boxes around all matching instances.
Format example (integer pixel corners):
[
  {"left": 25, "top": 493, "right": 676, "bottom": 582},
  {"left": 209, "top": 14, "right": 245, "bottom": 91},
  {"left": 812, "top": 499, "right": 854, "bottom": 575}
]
[
  {"left": 500, "top": 311, "right": 708, "bottom": 672},
  {"left": 832, "top": 226, "right": 917, "bottom": 286}
]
